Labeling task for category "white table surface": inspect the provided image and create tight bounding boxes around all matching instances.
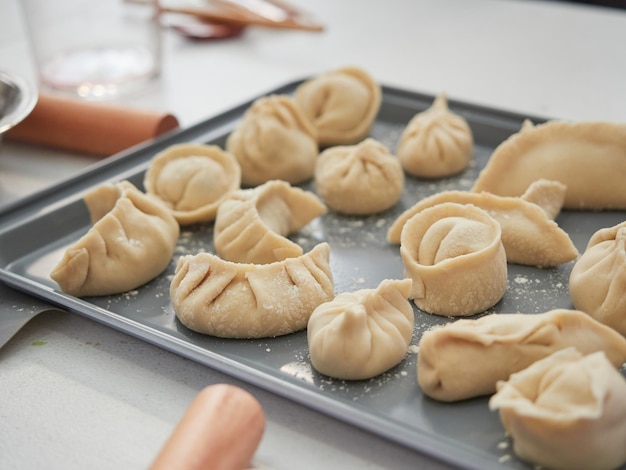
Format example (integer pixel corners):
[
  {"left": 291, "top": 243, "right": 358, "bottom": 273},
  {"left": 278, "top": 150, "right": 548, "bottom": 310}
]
[{"left": 1, "top": 1, "right": 626, "bottom": 469}]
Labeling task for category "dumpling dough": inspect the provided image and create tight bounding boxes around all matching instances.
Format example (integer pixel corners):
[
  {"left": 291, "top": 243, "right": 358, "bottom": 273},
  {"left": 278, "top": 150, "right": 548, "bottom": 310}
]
[
  {"left": 489, "top": 348, "right": 626, "bottom": 470},
  {"left": 143, "top": 143, "right": 241, "bottom": 225},
  {"left": 472, "top": 119, "right": 626, "bottom": 209},
  {"left": 388, "top": 179, "right": 577, "bottom": 267},
  {"left": 51, "top": 181, "right": 179, "bottom": 297},
  {"left": 213, "top": 180, "right": 326, "bottom": 264},
  {"left": 400, "top": 202, "right": 507, "bottom": 316},
  {"left": 417, "top": 309, "right": 626, "bottom": 402},
  {"left": 294, "top": 67, "right": 381, "bottom": 147},
  {"left": 226, "top": 94, "right": 318, "bottom": 186},
  {"left": 170, "top": 243, "right": 334, "bottom": 339},
  {"left": 307, "top": 278, "right": 414, "bottom": 380},
  {"left": 396, "top": 93, "right": 473, "bottom": 178},
  {"left": 314, "top": 138, "right": 404, "bottom": 215},
  {"left": 569, "top": 220, "right": 626, "bottom": 336}
]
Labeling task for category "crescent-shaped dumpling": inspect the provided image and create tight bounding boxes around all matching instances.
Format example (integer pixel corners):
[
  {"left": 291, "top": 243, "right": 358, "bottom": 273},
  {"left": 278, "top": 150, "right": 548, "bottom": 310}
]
[
  {"left": 489, "top": 348, "right": 626, "bottom": 470},
  {"left": 213, "top": 180, "right": 327, "bottom": 264},
  {"left": 307, "top": 278, "right": 414, "bottom": 380},
  {"left": 170, "top": 243, "right": 334, "bottom": 339},
  {"left": 294, "top": 67, "right": 381, "bottom": 147},
  {"left": 396, "top": 93, "right": 473, "bottom": 178},
  {"left": 400, "top": 202, "right": 507, "bottom": 316},
  {"left": 226, "top": 94, "right": 318, "bottom": 186},
  {"left": 472, "top": 120, "right": 626, "bottom": 209},
  {"left": 314, "top": 138, "right": 404, "bottom": 215},
  {"left": 417, "top": 309, "right": 626, "bottom": 402},
  {"left": 388, "top": 180, "right": 577, "bottom": 267},
  {"left": 569, "top": 220, "right": 626, "bottom": 336},
  {"left": 50, "top": 181, "right": 180, "bottom": 297},
  {"left": 143, "top": 143, "right": 241, "bottom": 225}
]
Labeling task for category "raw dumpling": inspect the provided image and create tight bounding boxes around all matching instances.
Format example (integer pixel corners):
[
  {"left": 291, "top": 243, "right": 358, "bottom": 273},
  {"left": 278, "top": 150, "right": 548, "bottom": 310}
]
[
  {"left": 489, "top": 348, "right": 626, "bottom": 470},
  {"left": 307, "top": 278, "right": 414, "bottom": 380},
  {"left": 472, "top": 120, "right": 626, "bottom": 209},
  {"left": 396, "top": 93, "right": 473, "bottom": 178},
  {"left": 569, "top": 220, "right": 626, "bottom": 336},
  {"left": 294, "top": 67, "right": 381, "bottom": 147},
  {"left": 417, "top": 309, "right": 626, "bottom": 402},
  {"left": 51, "top": 181, "right": 179, "bottom": 297},
  {"left": 314, "top": 138, "right": 404, "bottom": 215},
  {"left": 213, "top": 180, "right": 326, "bottom": 264},
  {"left": 226, "top": 94, "right": 318, "bottom": 186},
  {"left": 170, "top": 243, "right": 334, "bottom": 339},
  {"left": 143, "top": 143, "right": 241, "bottom": 225},
  {"left": 400, "top": 202, "right": 507, "bottom": 316},
  {"left": 388, "top": 179, "right": 577, "bottom": 267}
]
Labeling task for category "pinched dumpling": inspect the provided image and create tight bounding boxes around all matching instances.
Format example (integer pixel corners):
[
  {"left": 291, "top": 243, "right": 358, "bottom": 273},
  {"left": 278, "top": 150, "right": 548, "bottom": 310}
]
[
  {"left": 226, "top": 94, "right": 318, "bottom": 186},
  {"left": 307, "top": 278, "right": 414, "bottom": 380},
  {"left": 213, "top": 180, "right": 326, "bottom": 264},
  {"left": 570, "top": 220, "right": 626, "bottom": 336},
  {"left": 143, "top": 143, "right": 241, "bottom": 225},
  {"left": 294, "top": 67, "right": 381, "bottom": 147},
  {"left": 489, "top": 348, "right": 626, "bottom": 470},
  {"left": 472, "top": 119, "right": 626, "bottom": 209},
  {"left": 388, "top": 179, "right": 577, "bottom": 267},
  {"left": 417, "top": 309, "right": 626, "bottom": 402},
  {"left": 51, "top": 181, "right": 179, "bottom": 297},
  {"left": 400, "top": 202, "right": 507, "bottom": 316},
  {"left": 170, "top": 243, "right": 334, "bottom": 339},
  {"left": 396, "top": 93, "right": 473, "bottom": 178},
  {"left": 314, "top": 138, "right": 404, "bottom": 215}
]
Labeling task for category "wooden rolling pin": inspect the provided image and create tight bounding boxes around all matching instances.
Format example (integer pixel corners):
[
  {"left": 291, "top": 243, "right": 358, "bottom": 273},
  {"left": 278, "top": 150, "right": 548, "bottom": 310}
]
[
  {"left": 149, "top": 384, "right": 266, "bottom": 470},
  {"left": 4, "top": 93, "right": 180, "bottom": 157}
]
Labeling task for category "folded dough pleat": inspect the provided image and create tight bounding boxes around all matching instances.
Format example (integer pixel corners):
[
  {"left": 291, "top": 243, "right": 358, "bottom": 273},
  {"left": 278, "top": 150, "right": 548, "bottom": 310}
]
[
  {"left": 489, "top": 348, "right": 626, "bottom": 470},
  {"left": 170, "top": 243, "right": 334, "bottom": 339},
  {"left": 417, "top": 309, "right": 626, "bottom": 402},
  {"left": 51, "top": 181, "right": 180, "bottom": 297},
  {"left": 472, "top": 120, "right": 626, "bottom": 209}
]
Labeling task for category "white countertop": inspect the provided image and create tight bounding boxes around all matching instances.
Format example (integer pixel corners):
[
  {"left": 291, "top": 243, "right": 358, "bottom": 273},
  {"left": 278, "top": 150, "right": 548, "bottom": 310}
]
[{"left": 1, "top": 1, "right": 626, "bottom": 469}]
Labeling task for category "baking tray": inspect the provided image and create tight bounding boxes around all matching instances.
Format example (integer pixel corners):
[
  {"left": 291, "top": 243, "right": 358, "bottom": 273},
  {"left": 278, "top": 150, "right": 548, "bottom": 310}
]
[{"left": 1, "top": 80, "right": 624, "bottom": 470}]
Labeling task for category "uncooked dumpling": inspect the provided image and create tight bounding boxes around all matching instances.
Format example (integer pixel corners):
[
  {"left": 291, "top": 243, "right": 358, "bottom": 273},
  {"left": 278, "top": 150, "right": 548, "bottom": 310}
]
[
  {"left": 226, "top": 94, "right": 318, "bottom": 186},
  {"left": 307, "top": 278, "right": 414, "bottom": 380},
  {"left": 472, "top": 119, "right": 626, "bottom": 209},
  {"left": 417, "top": 309, "right": 626, "bottom": 402},
  {"left": 489, "top": 348, "right": 626, "bottom": 470},
  {"left": 294, "top": 67, "right": 381, "bottom": 147},
  {"left": 314, "top": 138, "right": 404, "bottom": 215},
  {"left": 569, "top": 220, "right": 626, "bottom": 336},
  {"left": 396, "top": 93, "right": 473, "bottom": 178},
  {"left": 51, "top": 181, "right": 179, "bottom": 297},
  {"left": 213, "top": 180, "right": 326, "bottom": 264},
  {"left": 400, "top": 202, "right": 507, "bottom": 316},
  {"left": 388, "top": 180, "right": 577, "bottom": 267},
  {"left": 143, "top": 143, "right": 241, "bottom": 225},
  {"left": 170, "top": 243, "right": 334, "bottom": 339}
]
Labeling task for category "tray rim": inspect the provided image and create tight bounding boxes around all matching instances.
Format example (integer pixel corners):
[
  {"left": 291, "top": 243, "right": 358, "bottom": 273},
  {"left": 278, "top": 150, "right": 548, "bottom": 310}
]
[{"left": 0, "top": 79, "right": 568, "bottom": 470}]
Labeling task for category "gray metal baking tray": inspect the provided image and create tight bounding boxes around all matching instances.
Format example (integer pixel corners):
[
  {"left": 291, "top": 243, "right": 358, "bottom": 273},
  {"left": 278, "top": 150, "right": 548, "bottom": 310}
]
[{"left": 1, "top": 80, "right": 624, "bottom": 470}]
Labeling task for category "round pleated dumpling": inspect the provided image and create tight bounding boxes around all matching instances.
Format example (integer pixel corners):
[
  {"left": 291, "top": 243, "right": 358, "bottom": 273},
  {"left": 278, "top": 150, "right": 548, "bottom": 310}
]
[
  {"left": 489, "top": 348, "right": 626, "bottom": 470},
  {"left": 225, "top": 94, "right": 318, "bottom": 186},
  {"left": 143, "top": 143, "right": 241, "bottom": 225},
  {"left": 396, "top": 93, "right": 473, "bottom": 178},
  {"left": 213, "top": 180, "right": 327, "bottom": 264},
  {"left": 50, "top": 181, "right": 180, "bottom": 297},
  {"left": 307, "top": 278, "right": 414, "bottom": 380},
  {"left": 314, "top": 138, "right": 404, "bottom": 215},
  {"left": 294, "top": 67, "right": 381, "bottom": 147},
  {"left": 400, "top": 202, "right": 507, "bottom": 316},
  {"left": 171, "top": 243, "right": 334, "bottom": 339},
  {"left": 569, "top": 220, "right": 626, "bottom": 336}
]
